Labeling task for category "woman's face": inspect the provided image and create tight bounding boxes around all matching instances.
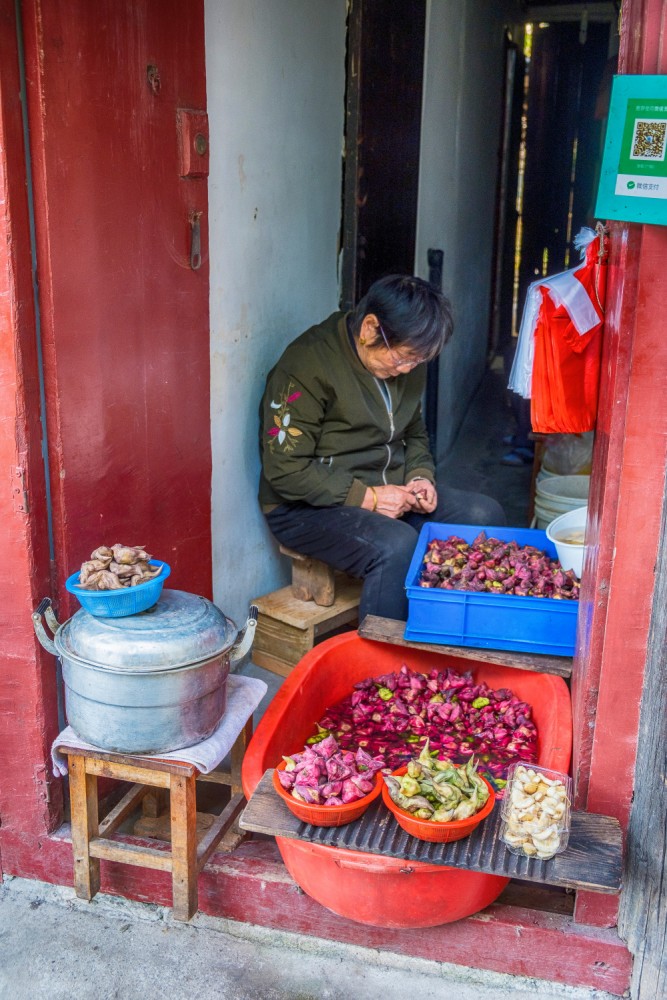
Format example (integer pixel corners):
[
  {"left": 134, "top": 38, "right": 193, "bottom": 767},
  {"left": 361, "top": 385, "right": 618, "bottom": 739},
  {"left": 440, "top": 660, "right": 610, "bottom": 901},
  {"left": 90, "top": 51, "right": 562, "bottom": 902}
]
[{"left": 356, "top": 314, "right": 427, "bottom": 380}]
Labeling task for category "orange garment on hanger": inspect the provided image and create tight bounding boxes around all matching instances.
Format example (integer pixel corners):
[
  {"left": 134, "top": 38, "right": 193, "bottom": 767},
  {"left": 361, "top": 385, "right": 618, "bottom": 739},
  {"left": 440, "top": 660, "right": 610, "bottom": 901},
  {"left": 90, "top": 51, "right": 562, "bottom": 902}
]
[{"left": 530, "top": 234, "right": 608, "bottom": 434}]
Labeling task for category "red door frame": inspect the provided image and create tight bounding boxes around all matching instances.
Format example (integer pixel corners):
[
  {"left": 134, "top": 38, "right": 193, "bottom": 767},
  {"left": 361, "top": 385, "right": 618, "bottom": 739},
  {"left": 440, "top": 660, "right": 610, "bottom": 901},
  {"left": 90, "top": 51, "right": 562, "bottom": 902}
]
[
  {"left": 0, "top": 0, "right": 63, "bottom": 844},
  {"left": 571, "top": 0, "right": 667, "bottom": 928},
  {"left": 0, "top": 0, "right": 665, "bottom": 991}
]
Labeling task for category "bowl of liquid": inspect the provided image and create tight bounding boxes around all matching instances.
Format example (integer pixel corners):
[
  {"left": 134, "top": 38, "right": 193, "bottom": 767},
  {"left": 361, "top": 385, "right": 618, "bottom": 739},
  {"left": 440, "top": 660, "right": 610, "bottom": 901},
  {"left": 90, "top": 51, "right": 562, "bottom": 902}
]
[{"left": 546, "top": 506, "right": 588, "bottom": 578}]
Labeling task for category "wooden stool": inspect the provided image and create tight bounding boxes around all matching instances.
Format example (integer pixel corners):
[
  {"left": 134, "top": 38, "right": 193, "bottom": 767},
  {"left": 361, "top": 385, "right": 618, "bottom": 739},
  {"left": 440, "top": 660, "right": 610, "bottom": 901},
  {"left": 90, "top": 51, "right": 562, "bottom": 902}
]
[
  {"left": 64, "top": 717, "right": 252, "bottom": 922},
  {"left": 251, "top": 580, "right": 360, "bottom": 677},
  {"left": 279, "top": 545, "right": 337, "bottom": 606},
  {"left": 252, "top": 547, "right": 361, "bottom": 676}
]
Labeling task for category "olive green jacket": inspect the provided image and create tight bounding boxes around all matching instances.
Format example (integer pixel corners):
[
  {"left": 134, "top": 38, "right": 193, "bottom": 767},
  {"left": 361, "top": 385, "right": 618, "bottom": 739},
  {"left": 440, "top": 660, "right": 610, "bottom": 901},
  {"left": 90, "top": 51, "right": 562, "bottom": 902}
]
[{"left": 259, "top": 311, "right": 435, "bottom": 510}]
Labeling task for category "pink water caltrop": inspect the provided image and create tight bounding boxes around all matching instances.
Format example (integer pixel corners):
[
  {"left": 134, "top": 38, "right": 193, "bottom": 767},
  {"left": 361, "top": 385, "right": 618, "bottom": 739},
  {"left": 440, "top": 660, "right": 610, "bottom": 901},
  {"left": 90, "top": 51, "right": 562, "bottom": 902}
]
[{"left": 311, "top": 663, "right": 538, "bottom": 789}]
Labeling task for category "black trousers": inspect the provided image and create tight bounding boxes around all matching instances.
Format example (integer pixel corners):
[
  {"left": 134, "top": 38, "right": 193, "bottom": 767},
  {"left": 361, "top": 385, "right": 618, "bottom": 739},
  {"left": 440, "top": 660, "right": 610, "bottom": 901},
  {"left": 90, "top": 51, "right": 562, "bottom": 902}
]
[{"left": 265, "top": 484, "right": 506, "bottom": 622}]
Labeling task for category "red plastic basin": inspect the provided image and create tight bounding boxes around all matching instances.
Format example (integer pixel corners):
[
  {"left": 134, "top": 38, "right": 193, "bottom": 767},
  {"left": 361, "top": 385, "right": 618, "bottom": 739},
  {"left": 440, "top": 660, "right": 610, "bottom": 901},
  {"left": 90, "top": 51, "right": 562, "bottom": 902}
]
[{"left": 242, "top": 633, "right": 572, "bottom": 928}]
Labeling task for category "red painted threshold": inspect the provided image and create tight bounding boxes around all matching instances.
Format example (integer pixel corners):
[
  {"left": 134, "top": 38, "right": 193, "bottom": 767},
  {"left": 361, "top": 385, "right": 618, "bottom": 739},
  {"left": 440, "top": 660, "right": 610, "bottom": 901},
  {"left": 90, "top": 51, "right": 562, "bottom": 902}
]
[{"left": 2, "top": 831, "right": 631, "bottom": 996}]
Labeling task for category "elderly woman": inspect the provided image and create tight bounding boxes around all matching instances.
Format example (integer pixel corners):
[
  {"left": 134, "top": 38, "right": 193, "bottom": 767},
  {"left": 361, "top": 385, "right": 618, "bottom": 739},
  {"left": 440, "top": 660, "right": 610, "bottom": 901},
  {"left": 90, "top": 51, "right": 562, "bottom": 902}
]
[{"left": 259, "top": 274, "right": 506, "bottom": 621}]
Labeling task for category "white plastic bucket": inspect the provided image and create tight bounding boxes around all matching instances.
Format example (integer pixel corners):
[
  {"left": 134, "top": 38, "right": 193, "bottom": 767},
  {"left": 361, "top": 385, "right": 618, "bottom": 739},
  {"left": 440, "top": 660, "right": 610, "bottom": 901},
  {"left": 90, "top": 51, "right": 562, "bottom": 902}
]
[
  {"left": 546, "top": 506, "right": 588, "bottom": 579},
  {"left": 535, "top": 475, "right": 590, "bottom": 529}
]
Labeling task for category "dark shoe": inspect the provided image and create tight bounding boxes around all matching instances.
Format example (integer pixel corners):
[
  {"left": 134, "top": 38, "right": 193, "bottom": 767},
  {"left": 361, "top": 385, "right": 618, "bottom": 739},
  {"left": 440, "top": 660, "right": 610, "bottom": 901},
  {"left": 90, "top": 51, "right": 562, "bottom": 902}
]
[{"left": 501, "top": 448, "right": 534, "bottom": 467}]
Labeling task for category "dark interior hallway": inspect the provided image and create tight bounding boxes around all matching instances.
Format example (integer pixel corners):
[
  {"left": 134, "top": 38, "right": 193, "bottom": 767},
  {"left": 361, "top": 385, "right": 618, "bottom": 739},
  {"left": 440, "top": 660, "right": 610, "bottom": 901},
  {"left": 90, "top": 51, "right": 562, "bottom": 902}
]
[{"left": 439, "top": 357, "right": 534, "bottom": 529}]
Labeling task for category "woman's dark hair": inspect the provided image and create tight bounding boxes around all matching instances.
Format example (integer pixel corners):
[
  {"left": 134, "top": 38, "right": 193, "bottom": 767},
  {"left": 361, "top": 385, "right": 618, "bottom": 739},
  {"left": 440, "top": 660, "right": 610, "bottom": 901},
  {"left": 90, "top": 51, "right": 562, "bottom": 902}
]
[{"left": 350, "top": 274, "right": 454, "bottom": 360}]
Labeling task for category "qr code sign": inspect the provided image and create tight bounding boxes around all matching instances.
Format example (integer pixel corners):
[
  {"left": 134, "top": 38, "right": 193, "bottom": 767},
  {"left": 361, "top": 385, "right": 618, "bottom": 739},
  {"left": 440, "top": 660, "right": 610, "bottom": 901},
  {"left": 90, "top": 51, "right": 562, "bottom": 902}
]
[{"left": 631, "top": 119, "right": 667, "bottom": 160}]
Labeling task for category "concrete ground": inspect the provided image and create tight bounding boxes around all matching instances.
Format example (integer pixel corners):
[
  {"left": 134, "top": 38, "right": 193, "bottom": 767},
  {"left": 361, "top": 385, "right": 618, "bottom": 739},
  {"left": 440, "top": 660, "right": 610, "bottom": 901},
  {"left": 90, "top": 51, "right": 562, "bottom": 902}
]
[
  {"left": 0, "top": 875, "right": 620, "bottom": 1000},
  {"left": 0, "top": 364, "right": 588, "bottom": 1000}
]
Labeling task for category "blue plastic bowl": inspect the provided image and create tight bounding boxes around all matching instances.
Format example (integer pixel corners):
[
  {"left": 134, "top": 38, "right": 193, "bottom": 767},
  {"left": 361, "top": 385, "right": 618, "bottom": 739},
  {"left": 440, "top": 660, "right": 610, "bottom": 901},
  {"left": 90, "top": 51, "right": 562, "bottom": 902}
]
[{"left": 65, "top": 561, "right": 171, "bottom": 618}]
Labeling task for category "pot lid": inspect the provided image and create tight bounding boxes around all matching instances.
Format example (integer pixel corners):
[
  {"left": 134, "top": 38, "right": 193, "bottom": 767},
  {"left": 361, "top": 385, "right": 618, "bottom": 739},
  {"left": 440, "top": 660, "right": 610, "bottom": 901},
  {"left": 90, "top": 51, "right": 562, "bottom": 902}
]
[{"left": 56, "top": 589, "right": 239, "bottom": 671}]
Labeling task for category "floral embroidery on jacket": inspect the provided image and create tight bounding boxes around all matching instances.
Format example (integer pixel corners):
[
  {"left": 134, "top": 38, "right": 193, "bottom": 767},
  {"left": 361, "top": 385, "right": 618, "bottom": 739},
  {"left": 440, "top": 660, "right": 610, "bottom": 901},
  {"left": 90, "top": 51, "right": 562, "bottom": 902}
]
[{"left": 267, "top": 382, "right": 303, "bottom": 452}]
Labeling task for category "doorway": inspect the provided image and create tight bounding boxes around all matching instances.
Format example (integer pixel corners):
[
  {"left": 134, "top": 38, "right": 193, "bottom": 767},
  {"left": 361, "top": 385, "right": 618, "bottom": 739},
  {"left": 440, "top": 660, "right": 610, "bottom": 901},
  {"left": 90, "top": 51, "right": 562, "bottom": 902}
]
[
  {"left": 341, "top": 5, "right": 615, "bottom": 523},
  {"left": 513, "top": 18, "right": 614, "bottom": 342},
  {"left": 340, "top": 0, "right": 426, "bottom": 309},
  {"left": 444, "top": 12, "right": 616, "bottom": 525}
]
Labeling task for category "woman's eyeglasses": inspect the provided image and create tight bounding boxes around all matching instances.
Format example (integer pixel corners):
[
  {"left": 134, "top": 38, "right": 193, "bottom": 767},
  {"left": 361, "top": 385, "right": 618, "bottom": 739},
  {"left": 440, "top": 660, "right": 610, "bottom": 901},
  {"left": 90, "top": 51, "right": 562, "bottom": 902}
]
[{"left": 377, "top": 324, "right": 428, "bottom": 370}]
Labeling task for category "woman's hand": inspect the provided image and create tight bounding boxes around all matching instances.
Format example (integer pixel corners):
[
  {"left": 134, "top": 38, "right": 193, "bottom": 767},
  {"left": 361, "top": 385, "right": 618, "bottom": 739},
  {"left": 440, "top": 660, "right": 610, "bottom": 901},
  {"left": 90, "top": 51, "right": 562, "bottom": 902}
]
[
  {"left": 363, "top": 485, "right": 419, "bottom": 519},
  {"left": 408, "top": 478, "right": 438, "bottom": 514}
]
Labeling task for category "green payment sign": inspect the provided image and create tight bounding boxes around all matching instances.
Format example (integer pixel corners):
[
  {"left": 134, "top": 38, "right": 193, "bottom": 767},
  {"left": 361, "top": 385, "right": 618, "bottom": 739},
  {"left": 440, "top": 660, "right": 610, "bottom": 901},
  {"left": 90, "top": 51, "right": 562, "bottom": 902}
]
[{"left": 615, "top": 98, "right": 667, "bottom": 198}]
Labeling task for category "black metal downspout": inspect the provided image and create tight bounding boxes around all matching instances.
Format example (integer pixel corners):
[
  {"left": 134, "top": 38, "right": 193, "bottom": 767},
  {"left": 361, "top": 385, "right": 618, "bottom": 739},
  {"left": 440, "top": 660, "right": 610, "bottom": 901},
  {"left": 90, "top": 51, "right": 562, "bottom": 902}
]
[
  {"left": 425, "top": 248, "right": 443, "bottom": 456},
  {"left": 15, "top": 0, "right": 65, "bottom": 734}
]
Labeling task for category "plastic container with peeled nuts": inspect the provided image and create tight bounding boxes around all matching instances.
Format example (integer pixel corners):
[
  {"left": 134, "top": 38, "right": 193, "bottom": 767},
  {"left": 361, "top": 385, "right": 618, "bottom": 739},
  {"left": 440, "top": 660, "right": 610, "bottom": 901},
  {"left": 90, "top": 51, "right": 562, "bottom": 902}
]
[
  {"left": 500, "top": 763, "right": 571, "bottom": 861},
  {"left": 65, "top": 561, "right": 170, "bottom": 618}
]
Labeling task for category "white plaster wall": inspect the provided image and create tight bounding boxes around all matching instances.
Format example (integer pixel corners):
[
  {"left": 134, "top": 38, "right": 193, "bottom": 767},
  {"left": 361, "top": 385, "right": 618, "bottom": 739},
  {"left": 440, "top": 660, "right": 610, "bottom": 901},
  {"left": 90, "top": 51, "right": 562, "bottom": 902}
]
[
  {"left": 206, "top": 0, "right": 347, "bottom": 626},
  {"left": 417, "top": 0, "right": 519, "bottom": 464}
]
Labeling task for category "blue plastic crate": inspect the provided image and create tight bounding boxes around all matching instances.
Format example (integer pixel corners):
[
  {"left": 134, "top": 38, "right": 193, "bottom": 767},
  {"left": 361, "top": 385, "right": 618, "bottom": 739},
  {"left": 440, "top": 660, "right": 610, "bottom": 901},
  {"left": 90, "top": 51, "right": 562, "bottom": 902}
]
[{"left": 404, "top": 523, "right": 578, "bottom": 656}]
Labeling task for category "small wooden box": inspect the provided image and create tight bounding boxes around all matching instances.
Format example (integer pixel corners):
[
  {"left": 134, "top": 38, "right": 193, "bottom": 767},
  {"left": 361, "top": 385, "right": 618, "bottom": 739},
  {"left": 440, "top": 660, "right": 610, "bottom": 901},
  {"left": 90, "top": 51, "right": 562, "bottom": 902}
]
[{"left": 252, "top": 576, "right": 361, "bottom": 677}]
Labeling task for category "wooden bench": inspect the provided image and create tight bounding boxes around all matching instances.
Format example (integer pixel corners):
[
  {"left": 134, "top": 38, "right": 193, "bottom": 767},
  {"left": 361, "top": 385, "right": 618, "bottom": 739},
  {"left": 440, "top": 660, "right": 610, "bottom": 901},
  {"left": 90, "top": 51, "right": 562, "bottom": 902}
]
[
  {"left": 240, "top": 618, "right": 621, "bottom": 900},
  {"left": 240, "top": 769, "right": 623, "bottom": 896},
  {"left": 251, "top": 546, "right": 362, "bottom": 677},
  {"left": 64, "top": 718, "right": 252, "bottom": 922},
  {"left": 357, "top": 614, "right": 573, "bottom": 677}
]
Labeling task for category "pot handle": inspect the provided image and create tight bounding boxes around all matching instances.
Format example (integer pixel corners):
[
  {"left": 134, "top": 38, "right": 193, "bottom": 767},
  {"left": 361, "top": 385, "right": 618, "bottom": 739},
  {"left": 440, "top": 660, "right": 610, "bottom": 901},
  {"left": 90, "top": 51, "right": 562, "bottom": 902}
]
[
  {"left": 32, "top": 597, "right": 61, "bottom": 655},
  {"left": 229, "top": 605, "right": 259, "bottom": 667}
]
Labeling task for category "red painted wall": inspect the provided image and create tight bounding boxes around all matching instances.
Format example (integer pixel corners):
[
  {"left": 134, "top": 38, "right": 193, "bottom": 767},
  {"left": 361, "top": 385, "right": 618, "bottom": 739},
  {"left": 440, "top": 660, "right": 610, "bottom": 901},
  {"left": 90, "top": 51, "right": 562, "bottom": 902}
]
[
  {"left": 0, "top": 0, "right": 63, "bottom": 853},
  {"left": 571, "top": 0, "right": 667, "bottom": 926}
]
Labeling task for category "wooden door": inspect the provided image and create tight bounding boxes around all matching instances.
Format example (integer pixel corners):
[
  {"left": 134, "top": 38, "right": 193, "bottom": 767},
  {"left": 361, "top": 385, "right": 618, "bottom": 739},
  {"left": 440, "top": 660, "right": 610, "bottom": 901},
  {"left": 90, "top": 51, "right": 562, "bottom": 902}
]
[
  {"left": 618, "top": 489, "right": 667, "bottom": 996},
  {"left": 0, "top": 0, "right": 211, "bottom": 860},
  {"left": 22, "top": 0, "right": 213, "bottom": 614},
  {"left": 517, "top": 20, "right": 611, "bottom": 311}
]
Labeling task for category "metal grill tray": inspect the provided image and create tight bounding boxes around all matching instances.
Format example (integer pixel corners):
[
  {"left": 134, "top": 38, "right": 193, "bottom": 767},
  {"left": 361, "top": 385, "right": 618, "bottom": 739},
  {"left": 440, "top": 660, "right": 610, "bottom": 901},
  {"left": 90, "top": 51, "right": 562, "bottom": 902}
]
[{"left": 240, "top": 770, "right": 623, "bottom": 894}]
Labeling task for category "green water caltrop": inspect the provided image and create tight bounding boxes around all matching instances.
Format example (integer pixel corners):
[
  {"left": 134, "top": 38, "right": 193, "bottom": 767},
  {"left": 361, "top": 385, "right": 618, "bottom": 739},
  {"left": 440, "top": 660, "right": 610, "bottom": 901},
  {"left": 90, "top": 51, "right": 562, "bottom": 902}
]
[{"left": 384, "top": 740, "right": 490, "bottom": 822}]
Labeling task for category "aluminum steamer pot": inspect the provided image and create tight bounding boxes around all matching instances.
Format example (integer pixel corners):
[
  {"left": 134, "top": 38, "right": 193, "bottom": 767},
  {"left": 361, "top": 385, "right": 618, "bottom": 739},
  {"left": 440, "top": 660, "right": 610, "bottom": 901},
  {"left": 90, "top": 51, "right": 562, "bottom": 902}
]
[{"left": 33, "top": 590, "right": 258, "bottom": 754}]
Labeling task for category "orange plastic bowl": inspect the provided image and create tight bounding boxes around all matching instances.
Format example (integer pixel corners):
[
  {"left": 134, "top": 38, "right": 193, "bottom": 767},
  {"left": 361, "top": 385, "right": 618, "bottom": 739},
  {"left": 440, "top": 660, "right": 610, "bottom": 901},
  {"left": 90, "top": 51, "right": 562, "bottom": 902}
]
[
  {"left": 273, "top": 760, "right": 382, "bottom": 827},
  {"left": 382, "top": 766, "right": 496, "bottom": 843}
]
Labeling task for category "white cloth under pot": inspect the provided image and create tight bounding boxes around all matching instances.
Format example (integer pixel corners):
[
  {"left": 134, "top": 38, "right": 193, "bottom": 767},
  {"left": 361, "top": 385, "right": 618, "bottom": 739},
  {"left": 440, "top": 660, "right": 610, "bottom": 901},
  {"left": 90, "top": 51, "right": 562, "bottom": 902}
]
[{"left": 51, "top": 673, "right": 267, "bottom": 777}]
